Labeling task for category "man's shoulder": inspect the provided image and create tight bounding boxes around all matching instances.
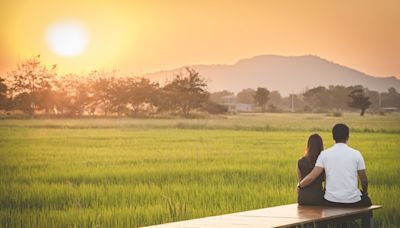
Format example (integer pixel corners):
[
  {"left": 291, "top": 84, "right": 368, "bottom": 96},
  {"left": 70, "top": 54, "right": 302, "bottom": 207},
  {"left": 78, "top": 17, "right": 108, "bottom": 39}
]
[
  {"left": 321, "top": 146, "right": 335, "bottom": 155},
  {"left": 345, "top": 145, "right": 363, "bottom": 156}
]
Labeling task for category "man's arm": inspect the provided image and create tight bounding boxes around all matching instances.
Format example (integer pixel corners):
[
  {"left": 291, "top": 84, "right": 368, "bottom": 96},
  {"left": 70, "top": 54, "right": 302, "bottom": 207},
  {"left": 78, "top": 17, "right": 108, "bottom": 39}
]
[
  {"left": 357, "top": 169, "right": 368, "bottom": 194},
  {"left": 298, "top": 166, "right": 324, "bottom": 188}
]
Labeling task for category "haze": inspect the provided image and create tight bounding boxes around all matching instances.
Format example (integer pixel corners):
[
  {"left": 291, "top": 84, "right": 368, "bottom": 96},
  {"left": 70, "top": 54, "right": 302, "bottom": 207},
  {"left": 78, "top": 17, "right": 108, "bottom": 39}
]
[{"left": 0, "top": 0, "right": 399, "bottom": 78}]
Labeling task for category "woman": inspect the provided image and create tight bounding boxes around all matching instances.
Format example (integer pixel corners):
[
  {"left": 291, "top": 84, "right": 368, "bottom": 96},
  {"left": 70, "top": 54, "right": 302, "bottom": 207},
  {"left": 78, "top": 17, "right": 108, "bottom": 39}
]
[{"left": 297, "top": 134, "right": 325, "bottom": 205}]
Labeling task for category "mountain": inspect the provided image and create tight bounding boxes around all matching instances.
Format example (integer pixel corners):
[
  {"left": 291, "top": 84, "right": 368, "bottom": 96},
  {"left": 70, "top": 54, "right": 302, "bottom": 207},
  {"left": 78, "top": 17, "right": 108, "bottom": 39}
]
[{"left": 142, "top": 55, "right": 400, "bottom": 95}]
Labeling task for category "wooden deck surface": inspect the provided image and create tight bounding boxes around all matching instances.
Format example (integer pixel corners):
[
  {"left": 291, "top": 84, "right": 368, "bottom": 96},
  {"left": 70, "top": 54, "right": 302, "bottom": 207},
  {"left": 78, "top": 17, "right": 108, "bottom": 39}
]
[{"left": 145, "top": 204, "right": 382, "bottom": 228}]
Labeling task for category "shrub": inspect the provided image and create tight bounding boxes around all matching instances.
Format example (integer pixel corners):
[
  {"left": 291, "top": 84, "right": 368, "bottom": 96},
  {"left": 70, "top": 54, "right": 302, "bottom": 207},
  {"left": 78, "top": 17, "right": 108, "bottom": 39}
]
[
  {"left": 332, "top": 111, "right": 343, "bottom": 117},
  {"left": 203, "top": 101, "right": 228, "bottom": 114}
]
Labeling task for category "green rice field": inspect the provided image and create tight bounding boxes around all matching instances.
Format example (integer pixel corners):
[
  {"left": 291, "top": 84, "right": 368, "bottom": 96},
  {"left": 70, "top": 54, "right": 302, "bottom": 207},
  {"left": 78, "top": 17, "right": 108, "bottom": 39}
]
[{"left": 0, "top": 113, "right": 399, "bottom": 227}]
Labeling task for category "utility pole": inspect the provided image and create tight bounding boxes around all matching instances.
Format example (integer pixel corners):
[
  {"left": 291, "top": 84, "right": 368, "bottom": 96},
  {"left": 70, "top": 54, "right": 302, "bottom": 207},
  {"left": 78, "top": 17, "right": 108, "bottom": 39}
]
[
  {"left": 378, "top": 93, "right": 382, "bottom": 108},
  {"left": 291, "top": 91, "right": 294, "bottom": 113}
]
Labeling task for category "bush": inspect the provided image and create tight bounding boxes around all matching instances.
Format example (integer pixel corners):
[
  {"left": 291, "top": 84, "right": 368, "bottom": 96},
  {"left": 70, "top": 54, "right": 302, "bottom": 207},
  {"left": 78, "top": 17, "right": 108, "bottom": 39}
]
[
  {"left": 303, "top": 105, "right": 312, "bottom": 113},
  {"left": 267, "top": 104, "right": 278, "bottom": 113},
  {"left": 332, "top": 111, "right": 343, "bottom": 117},
  {"left": 203, "top": 101, "right": 228, "bottom": 114}
]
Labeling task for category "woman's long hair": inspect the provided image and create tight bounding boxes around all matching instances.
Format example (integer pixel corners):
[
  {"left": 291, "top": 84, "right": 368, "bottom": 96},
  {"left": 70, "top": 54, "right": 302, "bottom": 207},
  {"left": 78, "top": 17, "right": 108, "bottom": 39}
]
[{"left": 304, "top": 134, "right": 324, "bottom": 165}]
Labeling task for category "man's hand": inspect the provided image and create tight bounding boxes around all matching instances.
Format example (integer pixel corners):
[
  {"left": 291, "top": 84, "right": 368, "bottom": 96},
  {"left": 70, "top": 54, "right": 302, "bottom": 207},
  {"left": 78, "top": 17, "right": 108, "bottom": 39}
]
[
  {"left": 296, "top": 182, "right": 301, "bottom": 194},
  {"left": 299, "top": 166, "right": 324, "bottom": 188}
]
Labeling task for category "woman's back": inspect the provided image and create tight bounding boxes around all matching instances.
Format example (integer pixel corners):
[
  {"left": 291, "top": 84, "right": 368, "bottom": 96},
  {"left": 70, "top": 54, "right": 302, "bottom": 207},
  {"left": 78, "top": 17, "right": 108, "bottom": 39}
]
[{"left": 297, "top": 156, "right": 324, "bottom": 205}]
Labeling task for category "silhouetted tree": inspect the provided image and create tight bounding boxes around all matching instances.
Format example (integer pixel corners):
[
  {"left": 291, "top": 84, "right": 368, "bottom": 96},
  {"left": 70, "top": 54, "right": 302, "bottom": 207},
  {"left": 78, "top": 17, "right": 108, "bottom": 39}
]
[
  {"left": 65, "top": 76, "right": 92, "bottom": 116},
  {"left": 126, "top": 77, "right": 159, "bottom": 117},
  {"left": 303, "top": 86, "right": 332, "bottom": 112},
  {"left": 13, "top": 92, "right": 35, "bottom": 115},
  {"left": 236, "top": 88, "right": 255, "bottom": 104},
  {"left": 381, "top": 87, "right": 400, "bottom": 108},
  {"left": 348, "top": 87, "right": 371, "bottom": 116},
  {"left": 0, "top": 77, "right": 9, "bottom": 110},
  {"left": 49, "top": 76, "right": 70, "bottom": 115},
  {"left": 163, "top": 68, "right": 209, "bottom": 117},
  {"left": 8, "top": 55, "right": 57, "bottom": 117},
  {"left": 89, "top": 71, "right": 115, "bottom": 116},
  {"left": 108, "top": 77, "right": 130, "bottom": 116},
  {"left": 254, "top": 87, "right": 269, "bottom": 112},
  {"left": 328, "top": 85, "right": 351, "bottom": 110},
  {"left": 267, "top": 90, "right": 283, "bottom": 111}
]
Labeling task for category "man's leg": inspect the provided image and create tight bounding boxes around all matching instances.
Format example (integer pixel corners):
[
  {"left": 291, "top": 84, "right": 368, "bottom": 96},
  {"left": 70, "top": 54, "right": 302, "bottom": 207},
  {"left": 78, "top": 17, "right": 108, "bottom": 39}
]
[
  {"left": 351, "top": 192, "right": 372, "bottom": 207},
  {"left": 360, "top": 211, "right": 372, "bottom": 228},
  {"left": 323, "top": 195, "right": 373, "bottom": 228}
]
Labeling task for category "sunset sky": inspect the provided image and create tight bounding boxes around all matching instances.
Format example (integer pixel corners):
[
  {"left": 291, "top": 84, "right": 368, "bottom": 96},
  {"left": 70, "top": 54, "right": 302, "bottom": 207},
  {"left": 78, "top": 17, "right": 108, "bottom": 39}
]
[{"left": 0, "top": 0, "right": 399, "bottom": 77}]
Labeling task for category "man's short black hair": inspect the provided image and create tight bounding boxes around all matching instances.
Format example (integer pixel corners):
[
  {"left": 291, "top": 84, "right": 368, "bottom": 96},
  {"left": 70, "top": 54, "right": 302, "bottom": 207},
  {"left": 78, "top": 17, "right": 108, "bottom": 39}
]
[{"left": 332, "top": 123, "right": 349, "bottom": 143}]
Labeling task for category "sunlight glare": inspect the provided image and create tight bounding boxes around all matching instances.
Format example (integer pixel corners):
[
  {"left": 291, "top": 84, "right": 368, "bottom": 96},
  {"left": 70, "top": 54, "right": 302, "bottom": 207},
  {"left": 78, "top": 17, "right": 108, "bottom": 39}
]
[{"left": 46, "top": 20, "right": 89, "bottom": 57}]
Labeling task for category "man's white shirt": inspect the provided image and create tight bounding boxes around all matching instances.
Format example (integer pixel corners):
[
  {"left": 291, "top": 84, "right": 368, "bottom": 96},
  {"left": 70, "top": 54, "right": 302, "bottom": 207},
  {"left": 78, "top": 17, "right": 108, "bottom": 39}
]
[{"left": 315, "top": 143, "right": 365, "bottom": 203}]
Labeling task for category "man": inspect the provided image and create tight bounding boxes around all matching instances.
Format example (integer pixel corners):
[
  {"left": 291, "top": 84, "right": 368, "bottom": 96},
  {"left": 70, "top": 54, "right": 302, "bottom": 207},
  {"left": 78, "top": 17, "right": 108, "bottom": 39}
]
[{"left": 297, "top": 123, "right": 372, "bottom": 207}]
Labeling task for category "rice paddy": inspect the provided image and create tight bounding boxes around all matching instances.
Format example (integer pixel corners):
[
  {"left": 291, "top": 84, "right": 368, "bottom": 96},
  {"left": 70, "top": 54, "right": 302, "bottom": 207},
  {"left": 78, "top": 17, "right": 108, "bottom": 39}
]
[{"left": 0, "top": 113, "right": 399, "bottom": 227}]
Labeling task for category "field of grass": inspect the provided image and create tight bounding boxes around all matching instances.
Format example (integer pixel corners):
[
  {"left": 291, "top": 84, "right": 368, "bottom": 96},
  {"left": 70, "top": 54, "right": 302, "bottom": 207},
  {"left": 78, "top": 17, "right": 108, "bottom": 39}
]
[{"left": 0, "top": 113, "right": 399, "bottom": 227}]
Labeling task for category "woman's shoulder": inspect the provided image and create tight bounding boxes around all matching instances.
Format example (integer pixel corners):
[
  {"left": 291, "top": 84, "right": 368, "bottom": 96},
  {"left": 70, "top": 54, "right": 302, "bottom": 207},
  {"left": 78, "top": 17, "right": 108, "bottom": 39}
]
[
  {"left": 298, "top": 156, "right": 308, "bottom": 164},
  {"left": 298, "top": 156, "right": 311, "bottom": 168}
]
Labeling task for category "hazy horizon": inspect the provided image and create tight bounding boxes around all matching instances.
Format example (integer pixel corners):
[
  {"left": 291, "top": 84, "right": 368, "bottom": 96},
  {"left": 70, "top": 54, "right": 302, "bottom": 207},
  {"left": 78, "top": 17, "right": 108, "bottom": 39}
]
[{"left": 1, "top": 0, "right": 399, "bottom": 78}]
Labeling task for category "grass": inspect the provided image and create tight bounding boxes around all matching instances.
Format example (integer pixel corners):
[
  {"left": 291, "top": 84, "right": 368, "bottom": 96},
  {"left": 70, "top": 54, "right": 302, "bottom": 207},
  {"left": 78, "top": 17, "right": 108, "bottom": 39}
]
[
  {"left": 1, "top": 112, "right": 400, "bottom": 133},
  {"left": 0, "top": 113, "right": 399, "bottom": 227}
]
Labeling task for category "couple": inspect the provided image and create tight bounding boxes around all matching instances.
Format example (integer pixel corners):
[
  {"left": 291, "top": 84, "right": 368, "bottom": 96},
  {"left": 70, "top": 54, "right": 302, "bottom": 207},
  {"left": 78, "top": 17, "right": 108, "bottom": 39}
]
[{"left": 297, "top": 123, "right": 372, "bottom": 207}]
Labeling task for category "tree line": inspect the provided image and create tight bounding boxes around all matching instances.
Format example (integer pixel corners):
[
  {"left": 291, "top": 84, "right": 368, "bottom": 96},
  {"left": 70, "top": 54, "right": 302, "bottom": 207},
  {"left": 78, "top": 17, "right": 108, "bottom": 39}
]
[
  {"left": 211, "top": 86, "right": 400, "bottom": 116},
  {"left": 1, "top": 55, "right": 399, "bottom": 118},
  {"left": 0, "top": 55, "right": 225, "bottom": 118}
]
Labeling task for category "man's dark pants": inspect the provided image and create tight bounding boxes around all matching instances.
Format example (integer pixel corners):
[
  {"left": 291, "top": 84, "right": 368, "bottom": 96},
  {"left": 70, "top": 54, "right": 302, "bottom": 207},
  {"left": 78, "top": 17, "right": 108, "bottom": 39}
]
[{"left": 324, "top": 192, "right": 372, "bottom": 228}]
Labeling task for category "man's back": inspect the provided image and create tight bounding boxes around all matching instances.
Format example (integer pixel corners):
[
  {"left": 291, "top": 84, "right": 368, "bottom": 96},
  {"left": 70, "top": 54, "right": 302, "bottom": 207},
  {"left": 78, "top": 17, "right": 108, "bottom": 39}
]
[{"left": 316, "top": 143, "right": 365, "bottom": 203}]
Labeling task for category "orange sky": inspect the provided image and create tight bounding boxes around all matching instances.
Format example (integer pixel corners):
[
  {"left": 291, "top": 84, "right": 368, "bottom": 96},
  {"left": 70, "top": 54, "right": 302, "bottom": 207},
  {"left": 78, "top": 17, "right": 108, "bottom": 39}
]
[{"left": 0, "top": 0, "right": 399, "bottom": 77}]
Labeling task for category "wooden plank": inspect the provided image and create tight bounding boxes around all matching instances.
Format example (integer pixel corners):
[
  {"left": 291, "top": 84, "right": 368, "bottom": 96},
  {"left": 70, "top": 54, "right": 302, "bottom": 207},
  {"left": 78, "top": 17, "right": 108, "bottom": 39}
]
[
  {"left": 145, "top": 215, "right": 308, "bottom": 228},
  {"left": 230, "top": 204, "right": 382, "bottom": 220},
  {"left": 144, "top": 204, "right": 382, "bottom": 228}
]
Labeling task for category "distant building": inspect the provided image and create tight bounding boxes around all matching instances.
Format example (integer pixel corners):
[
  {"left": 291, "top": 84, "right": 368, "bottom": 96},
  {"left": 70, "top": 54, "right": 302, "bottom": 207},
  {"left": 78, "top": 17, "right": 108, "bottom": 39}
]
[
  {"left": 381, "top": 107, "right": 398, "bottom": 112},
  {"left": 219, "top": 95, "right": 254, "bottom": 112}
]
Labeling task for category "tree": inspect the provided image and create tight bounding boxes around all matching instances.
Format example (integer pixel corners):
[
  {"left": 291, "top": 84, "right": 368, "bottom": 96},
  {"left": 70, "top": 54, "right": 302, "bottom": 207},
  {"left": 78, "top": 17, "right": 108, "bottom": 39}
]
[
  {"left": 328, "top": 85, "right": 351, "bottom": 110},
  {"left": 254, "top": 87, "right": 269, "bottom": 112},
  {"left": 108, "top": 77, "right": 130, "bottom": 116},
  {"left": 89, "top": 71, "right": 115, "bottom": 116},
  {"left": 268, "top": 90, "right": 283, "bottom": 111},
  {"left": 162, "top": 68, "right": 209, "bottom": 117},
  {"left": 125, "top": 77, "right": 159, "bottom": 117},
  {"left": 8, "top": 55, "right": 57, "bottom": 117},
  {"left": 236, "top": 88, "right": 255, "bottom": 104},
  {"left": 0, "top": 77, "right": 9, "bottom": 110},
  {"left": 65, "top": 76, "right": 92, "bottom": 116},
  {"left": 348, "top": 87, "right": 371, "bottom": 116},
  {"left": 13, "top": 92, "right": 34, "bottom": 115},
  {"left": 303, "top": 86, "right": 331, "bottom": 112},
  {"left": 50, "top": 76, "right": 71, "bottom": 115},
  {"left": 381, "top": 87, "right": 400, "bottom": 108}
]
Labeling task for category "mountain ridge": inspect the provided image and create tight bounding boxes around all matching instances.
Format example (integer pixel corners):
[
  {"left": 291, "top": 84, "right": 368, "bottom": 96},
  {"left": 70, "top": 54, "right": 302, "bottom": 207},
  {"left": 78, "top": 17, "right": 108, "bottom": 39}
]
[{"left": 142, "top": 55, "right": 400, "bottom": 95}]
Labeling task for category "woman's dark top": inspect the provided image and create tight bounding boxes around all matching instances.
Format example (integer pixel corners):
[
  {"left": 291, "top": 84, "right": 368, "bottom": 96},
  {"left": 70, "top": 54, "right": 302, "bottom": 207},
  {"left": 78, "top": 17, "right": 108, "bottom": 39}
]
[{"left": 297, "top": 156, "right": 325, "bottom": 205}]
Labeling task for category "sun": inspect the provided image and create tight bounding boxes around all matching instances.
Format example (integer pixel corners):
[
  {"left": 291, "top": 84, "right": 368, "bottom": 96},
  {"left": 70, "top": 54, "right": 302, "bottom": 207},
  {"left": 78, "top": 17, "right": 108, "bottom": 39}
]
[{"left": 46, "top": 20, "right": 89, "bottom": 57}]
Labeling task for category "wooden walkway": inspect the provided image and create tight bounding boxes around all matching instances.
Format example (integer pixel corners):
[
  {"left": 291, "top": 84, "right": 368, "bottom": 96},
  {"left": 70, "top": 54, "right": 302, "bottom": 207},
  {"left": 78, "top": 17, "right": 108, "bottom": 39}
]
[{"left": 145, "top": 204, "right": 382, "bottom": 227}]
